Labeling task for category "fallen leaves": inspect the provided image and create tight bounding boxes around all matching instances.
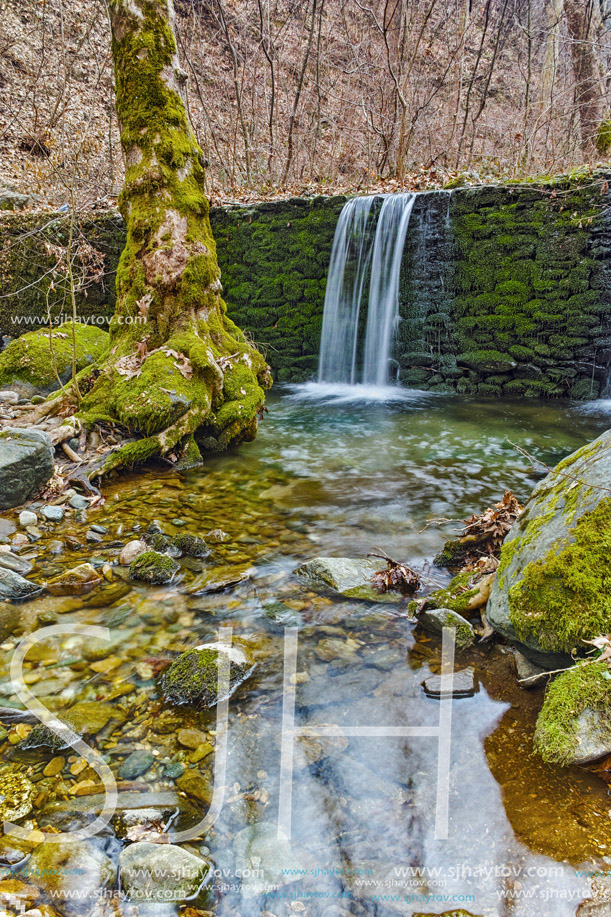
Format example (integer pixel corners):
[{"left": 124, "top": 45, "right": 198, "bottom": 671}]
[
  {"left": 462, "top": 490, "right": 523, "bottom": 558},
  {"left": 369, "top": 550, "right": 421, "bottom": 595}
]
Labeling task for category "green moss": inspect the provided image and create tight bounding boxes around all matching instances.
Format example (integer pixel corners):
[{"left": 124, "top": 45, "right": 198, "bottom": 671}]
[
  {"left": 597, "top": 119, "right": 611, "bottom": 155},
  {"left": 161, "top": 648, "right": 249, "bottom": 707},
  {"left": 458, "top": 350, "right": 516, "bottom": 373},
  {"left": 171, "top": 533, "right": 210, "bottom": 557},
  {"left": 129, "top": 550, "right": 180, "bottom": 584},
  {"left": 534, "top": 660, "right": 611, "bottom": 764},
  {"left": 429, "top": 571, "right": 478, "bottom": 614},
  {"left": 508, "top": 498, "right": 611, "bottom": 654},
  {"left": 0, "top": 322, "right": 109, "bottom": 392}
]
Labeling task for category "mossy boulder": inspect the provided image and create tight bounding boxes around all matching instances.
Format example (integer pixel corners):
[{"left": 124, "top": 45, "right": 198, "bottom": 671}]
[
  {"left": 129, "top": 550, "right": 180, "bottom": 584},
  {"left": 488, "top": 430, "right": 611, "bottom": 666},
  {"left": 534, "top": 660, "right": 611, "bottom": 765},
  {"left": 0, "top": 322, "right": 109, "bottom": 396},
  {"left": 162, "top": 642, "right": 254, "bottom": 707},
  {"left": 171, "top": 533, "right": 210, "bottom": 558}
]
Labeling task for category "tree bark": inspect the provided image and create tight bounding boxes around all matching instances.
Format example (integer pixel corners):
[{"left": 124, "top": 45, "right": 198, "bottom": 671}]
[
  {"left": 564, "top": 0, "right": 601, "bottom": 155},
  {"left": 53, "top": 0, "right": 271, "bottom": 473}
]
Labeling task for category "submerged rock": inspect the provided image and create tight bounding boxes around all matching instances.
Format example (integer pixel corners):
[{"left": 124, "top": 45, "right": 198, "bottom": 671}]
[
  {"left": 488, "top": 429, "right": 611, "bottom": 665},
  {"left": 130, "top": 550, "right": 180, "bottom": 584},
  {"left": 534, "top": 660, "right": 611, "bottom": 765},
  {"left": 233, "top": 822, "right": 309, "bottom": 898},
  {"left": 162, "top": 642, "right": 253, "bottom": 707},
  {"left": 295, "top": 556, "right": 402, "bottom": 603},
  {"left": 422, "top": 667, "right": 478, "bottom": 698},
  {"left": 21, "top": 701, "right": 124, "bottom": 751},
  {"left": 24, "top": 840, "right": 115, "bottom": 910},
  {"left": 118, "top": 749, "right": 155, "bottom": 780},
  {"left": 418, "top": 607, "right": 475, "bottom": 650},
  {"left": 0, "top": 428, "right": 54, "bottom": 511},
  {"left": 46, "top": 563, "right": 103, "bottom": 596},
  {"left": 119, "top": 841, "right": 210, "bottom": 903},
  {"left": 185, "top": 564, "right": 251, "bottom": 594},
  {"left": 0, "top": 567, "right": 42, "bottom": 601},
  {"left": 0, "top": 772, "right": 35, "bottom": 821}
]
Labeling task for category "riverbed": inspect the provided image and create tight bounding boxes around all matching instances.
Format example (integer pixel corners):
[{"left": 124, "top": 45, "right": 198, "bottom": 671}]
[{"left": 1, "top": 386, "right": 610, "bottom": 917}]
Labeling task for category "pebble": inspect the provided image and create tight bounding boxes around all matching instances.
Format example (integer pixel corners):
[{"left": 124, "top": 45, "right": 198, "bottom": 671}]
[
  {"left": 163, "top": 761, "right": 185, "bottom": 780},
  {"left": 43, "top": 757, "right": 65, "bottom": 778},
  {"left": 41, "top": 506, "right": 64, "bottom": 522},
  {"left": 118, "top": 749, "right": 155, "bottom": 780},
  {"left": 86, "top": 529, "right": 103, "bottom": 543},
  {"left": 19, "top": 511, "right": 37, "bottom": 527},
  {"left": 118, "top": 539, "right": 147, "bottom": 566},
  {"left": 47, "top": 539, "right": 64, "bottom": 555},
  {"left": 176, "top": 727, "right": 208, "bottom": 750},
  {"left": 90, "top": 524, "right": 108, "bottom": 535},
  {"left": 69, "top": 494, "right": 89, "bottom": 510}
]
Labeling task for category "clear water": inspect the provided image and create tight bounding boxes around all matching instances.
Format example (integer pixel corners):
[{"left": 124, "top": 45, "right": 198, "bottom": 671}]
[{"left": 1, "top": 388, "right": 611, "bottom": 917}]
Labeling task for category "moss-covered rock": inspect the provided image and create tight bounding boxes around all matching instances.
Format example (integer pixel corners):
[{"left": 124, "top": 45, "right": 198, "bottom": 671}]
[
  {"left": 295, "top": 556, "right": 402, "bottom": 603},
  {"left": 171, "top": 533, "right": 210, "bottom": 558},
  {"left": 418, "top": 607, "right": 475, "bottom": 650},
  {"left": 162, "top": 643, "right": 253, "bottom": 707},
  {"left": 534, "top": 660, "right": 611, "bottom": 765},
  {"left": 427, "top": 571, "right": 479, "bottom": 615},
  {"left": 488, "top": 430, "right": 611, "bottom": 665},
  {"left": 129, "top": 550, "right": 180, "bottom": 584},
  {"left": 0, "top": 321, "right": 109, "bottom": 396}
]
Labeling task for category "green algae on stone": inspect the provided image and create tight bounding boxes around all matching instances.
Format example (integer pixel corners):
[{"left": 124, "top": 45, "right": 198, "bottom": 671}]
[
  {"left": 0, "top": 322, "right": 109, "bottom": 395},
  {"left": 171, "top": 533, "right": 210, "bottom": 557},
  {"left": 534, "top": 660, "right": 611, "bottom": 765},
  {"left": 162, "top": 646, "right": 252, "bottom": 707},
  {"left": 129, "top": 550, "right": 180, "bottom": 584},
  {"left": 428, "top": 571, "right": 478, "bottom": 615}
]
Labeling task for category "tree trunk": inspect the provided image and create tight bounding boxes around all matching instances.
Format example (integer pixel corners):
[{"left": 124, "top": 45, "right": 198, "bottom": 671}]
[
  {"left": 61, "top": 0, "right": 271, "bottom": 473},
  {"left": 564, "top": 0, "right": 601, "bottom": 155}
]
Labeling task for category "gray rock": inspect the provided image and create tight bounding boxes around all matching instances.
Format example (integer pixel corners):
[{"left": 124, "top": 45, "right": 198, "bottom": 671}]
[
  {"left": 119, "top": 842, "right": 209, "bottom": 903},
  {"left": 0, "top": 189, "right": 30, "bottom": 211},
  {"left": 118, "top": 749, "right": 155, "bottom": 779},
  {"left": 19, "top": 510, "right": 37, "bottom": 526},
  {"left": 0, "top": 428, "right": 54, "bottom": 512},
  {"left": 0, "top": 566, "right": 41, "bottom": 601},
  {"left": 418, "top": 607, "right": 475, "bottom": 649},
  {"left": 0, "top": 552, "right": 32, "bottom": 575},
  {"left": 119, "top": 539, "right": 147, "bottom": 565},
  {"left": 514, "top": 650, "right": 551, "bottom": 687},
  {"left": 295, "top": 556, "right": 401, "bottom": 603},
  {"left": 423, "top": 667, "right": 478, "bottom": 698},
  {"left": 0, "top": 391, "right": 19, "bottom": 404},
  {"left": 69, "top": 493, "right": 89, "bottom": 510},
  {"left": 41, "top": 504, "right": 64, "bottom": 522},
  {"left": 488, "top": 429, "right": 611, "bottom": 665}
]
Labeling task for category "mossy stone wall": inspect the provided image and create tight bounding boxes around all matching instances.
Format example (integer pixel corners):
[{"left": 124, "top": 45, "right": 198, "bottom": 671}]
[
  {"left": 400, "top": 174, "right": 611, "bottom": 399},
  {"left": 1, "top": 176, "right": 611, "bottom": 396}
]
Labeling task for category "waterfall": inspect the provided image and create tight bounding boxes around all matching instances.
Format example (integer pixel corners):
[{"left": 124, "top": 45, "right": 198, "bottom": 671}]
[
  {"left": 317, "top": 196, "right": 375, "bottom": 384},
  {"left": 362, "top": 193, "right": 416, "bottom": 386},
  {"left": 318, "top": 192, "right": 415, "bottom": 387}
]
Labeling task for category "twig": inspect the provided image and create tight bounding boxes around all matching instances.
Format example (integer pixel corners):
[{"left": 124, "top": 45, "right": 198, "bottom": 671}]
[{"left": 508, "top": 439, "right": 611, "bottom": 496}]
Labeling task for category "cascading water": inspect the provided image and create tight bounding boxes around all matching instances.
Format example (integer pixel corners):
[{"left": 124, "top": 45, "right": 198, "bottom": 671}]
[
  {"left": 362, "top": 193, "right": 416, "bottom": 386},
  {"left": 317, "top": 192, "right": 415, "bottom": 389},
  {"left": 317, "top": 196, "right": 375, "bottom": 384}
]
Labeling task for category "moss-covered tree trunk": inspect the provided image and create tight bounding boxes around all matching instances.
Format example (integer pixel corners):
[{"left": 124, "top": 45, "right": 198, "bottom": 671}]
[{"left": 67, "top": 0, "right": 270, "bottom": 471}]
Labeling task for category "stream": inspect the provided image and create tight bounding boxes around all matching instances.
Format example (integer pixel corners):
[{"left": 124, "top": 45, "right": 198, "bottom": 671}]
[{"left": 1, "top": 385, "right": 611, "bottom": 917}]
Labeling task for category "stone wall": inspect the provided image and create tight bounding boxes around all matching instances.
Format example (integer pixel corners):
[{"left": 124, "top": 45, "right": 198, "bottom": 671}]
[{"left": 1, "top": 172, "right": 610, "bottom": 397}]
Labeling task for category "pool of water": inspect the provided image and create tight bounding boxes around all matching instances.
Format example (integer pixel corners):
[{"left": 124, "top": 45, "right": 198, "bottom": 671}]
[{"left": 1, "top": 387, "right": 611, "bottom": 917}]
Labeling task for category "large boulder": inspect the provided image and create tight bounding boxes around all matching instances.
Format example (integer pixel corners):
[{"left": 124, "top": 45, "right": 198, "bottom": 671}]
[
  {"left": 0, "top": 428, "right": 54, "bottom": 510},
  {"left": 295, "top": 557, "right": 401, "bottom": 603},
  {"left": 0, "top": 321, "right": 109, "bottom": 397},
  {"left": 487, "top": 430, "right": 611, "bottom": 666}
]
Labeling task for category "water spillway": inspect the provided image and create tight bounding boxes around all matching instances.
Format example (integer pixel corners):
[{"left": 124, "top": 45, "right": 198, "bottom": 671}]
[{"left": 318, "top": 193, "right": 416, "bottom": 388}]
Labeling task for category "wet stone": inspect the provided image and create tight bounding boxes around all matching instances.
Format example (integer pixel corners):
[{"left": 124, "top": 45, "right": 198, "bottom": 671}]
[
  {"left": 422, "top": 667, "right": 478, "bottom": 698},
  {"left": 41, "top": 505, "right": 64, "bottom": 522},
  {"left": 0, "top": 772, "right": 35, "bottom": 821},
  {"left": 19, "top": 511, "right": 37, "bottom": 527},
  {"left": 0, "top": 568, "right": 41, "bottom": 601},
  {"left": 119, "top": 841, "right": 210, "bottom": 904},
  {"left": 0, "top": 552, "right": 33, "bottom": 575},
  {"left": 163, "top": 761, "right": 185, "bottom": 780},
  {"left": 176, "top": 769, "right": 212, "bottom": 805},
  {"left": 118, "top": 749, "right": 155, "bottom": 780},
  {"left": 177, "top": 727, "right": 208, "bottom": 749}
]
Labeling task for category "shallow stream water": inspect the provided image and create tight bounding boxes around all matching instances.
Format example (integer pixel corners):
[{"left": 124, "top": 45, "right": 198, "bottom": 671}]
[{"left": 1, "top": 385, "right": 611, "bottom": 917}]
